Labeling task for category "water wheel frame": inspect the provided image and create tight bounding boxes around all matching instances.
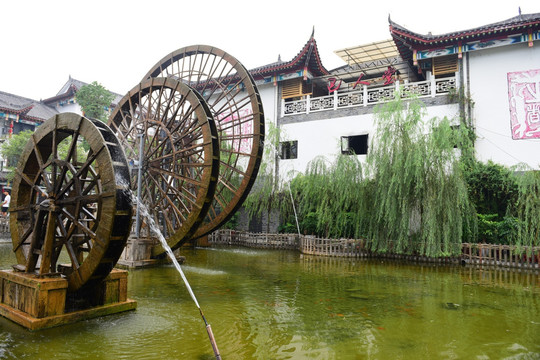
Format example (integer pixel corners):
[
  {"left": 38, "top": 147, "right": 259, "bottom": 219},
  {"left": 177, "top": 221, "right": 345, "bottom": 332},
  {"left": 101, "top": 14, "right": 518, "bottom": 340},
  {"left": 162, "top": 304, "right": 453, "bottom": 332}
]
[
  {"left": 9, "top": 113, "right": 133, "bottom": 292},
  {"left": 108, "top": 77, "right": 220, "bottom": 256},
  {"left": 142, "top": 45, "right": 265, "bottom": 240}
]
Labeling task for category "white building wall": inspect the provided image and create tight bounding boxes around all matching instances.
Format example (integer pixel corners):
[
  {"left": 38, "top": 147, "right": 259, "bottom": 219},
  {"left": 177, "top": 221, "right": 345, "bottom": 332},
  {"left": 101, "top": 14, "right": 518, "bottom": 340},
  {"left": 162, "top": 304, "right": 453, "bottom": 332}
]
[
  {"left": 257, "top": 83, "right": 277, "bottom": 128},
  {"left": 54, "top": 102, "right": 82, "bottom": 115},
  {"left": 468, "top": 43, "right": 540, "bottom": 169},
  {"left": 278, "top": 103, "right": 459, "bottom": 181}
]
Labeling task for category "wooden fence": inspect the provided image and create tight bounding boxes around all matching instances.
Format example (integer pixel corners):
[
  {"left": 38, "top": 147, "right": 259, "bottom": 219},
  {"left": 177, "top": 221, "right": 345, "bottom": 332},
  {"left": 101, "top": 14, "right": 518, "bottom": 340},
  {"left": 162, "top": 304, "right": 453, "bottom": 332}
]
[
  {"left": 462, "top": 242, "right": 540, "bottom": 269},
  {"left": 209, "top": 230, "right": 540, "bottom": 269},
  {"left": 209, "top": 230, "right": 297, "bottom": 250}
]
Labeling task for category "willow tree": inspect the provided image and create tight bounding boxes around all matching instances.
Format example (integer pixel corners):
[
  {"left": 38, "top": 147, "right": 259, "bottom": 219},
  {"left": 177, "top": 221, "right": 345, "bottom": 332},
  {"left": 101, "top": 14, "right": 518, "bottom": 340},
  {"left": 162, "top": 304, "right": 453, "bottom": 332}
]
[
  {"left": 367, "top": 93, "right": 475, "bottom": 257},
  {"left": 243, "top": 122, "right": 283, "bottom": 228},
  {"left": 507, "top": 168, "right": 540, "bottom": 249},
  {"left": 291, "top": 154, "right": 366, "bottom": 238}
]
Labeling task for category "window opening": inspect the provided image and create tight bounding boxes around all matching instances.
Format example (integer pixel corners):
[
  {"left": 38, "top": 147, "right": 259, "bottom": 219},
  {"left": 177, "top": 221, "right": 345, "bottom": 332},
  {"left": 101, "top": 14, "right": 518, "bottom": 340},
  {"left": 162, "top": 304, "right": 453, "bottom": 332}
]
[
  {"left": 341, "top": 134, "right": 368, "bottom": 155},
  {"left": 280, "top": 140, "right": 298, "bottom": 159}
]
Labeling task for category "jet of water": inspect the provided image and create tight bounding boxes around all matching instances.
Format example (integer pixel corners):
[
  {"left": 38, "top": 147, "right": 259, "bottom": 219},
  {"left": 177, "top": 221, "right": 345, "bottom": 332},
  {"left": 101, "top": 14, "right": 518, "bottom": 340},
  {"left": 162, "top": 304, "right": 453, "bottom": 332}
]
[{"left": 132, "top": 193, "right": 221, "bottom": 359}]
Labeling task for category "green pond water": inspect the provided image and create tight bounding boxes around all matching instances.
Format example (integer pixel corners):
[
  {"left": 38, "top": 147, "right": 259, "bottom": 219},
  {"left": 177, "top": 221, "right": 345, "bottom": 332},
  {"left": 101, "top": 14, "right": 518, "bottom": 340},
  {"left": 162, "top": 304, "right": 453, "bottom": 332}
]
[{"left": 0, "top": 242, "right": 539, "bottom": 359}]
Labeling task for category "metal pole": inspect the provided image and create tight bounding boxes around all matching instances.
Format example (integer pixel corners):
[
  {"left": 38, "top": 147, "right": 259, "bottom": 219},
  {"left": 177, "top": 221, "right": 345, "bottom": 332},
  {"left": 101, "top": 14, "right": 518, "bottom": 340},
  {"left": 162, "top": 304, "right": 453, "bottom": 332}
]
[
  {"left": 135, "top": 133, "right": 144, "bottom": 238},
  {"left": 288, "top": 182, "right": 301, "bottom": 236}
]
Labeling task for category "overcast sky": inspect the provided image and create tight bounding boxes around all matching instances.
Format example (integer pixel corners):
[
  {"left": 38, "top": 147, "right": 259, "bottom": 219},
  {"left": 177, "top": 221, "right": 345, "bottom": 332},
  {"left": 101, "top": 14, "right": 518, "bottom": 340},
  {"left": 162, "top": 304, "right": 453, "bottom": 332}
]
[{"left": 2, "top": 0, "right": 539, "bottom": 100}]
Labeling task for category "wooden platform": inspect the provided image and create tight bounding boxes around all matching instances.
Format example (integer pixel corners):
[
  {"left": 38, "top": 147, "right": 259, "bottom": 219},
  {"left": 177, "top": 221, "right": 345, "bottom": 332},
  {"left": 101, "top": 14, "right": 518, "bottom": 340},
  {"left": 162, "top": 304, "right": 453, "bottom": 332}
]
[
  {"left": 117, "top": 237, "right": 185, "bottom": 268},
  {"left": 0, "top": 268, "right": 136, "bottom": 330},
  {"left": 117, "top": 237, "right": 161, "bottom": 268}
]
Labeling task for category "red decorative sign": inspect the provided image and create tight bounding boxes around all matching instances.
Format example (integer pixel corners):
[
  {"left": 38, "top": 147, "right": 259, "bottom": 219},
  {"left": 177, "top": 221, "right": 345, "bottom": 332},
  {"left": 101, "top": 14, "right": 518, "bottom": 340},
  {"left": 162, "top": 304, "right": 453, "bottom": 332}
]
[
  {"left": 327, "top": 78, "right": 342, "bottom": 93},
  {"left": 327, "top": 66, "right": 397, "bottom": 93},
  {"left": 382, "top": 66, "right": 396, "bottom": 85},
  {"left": 508, "top": 69, "right": 540, "bottom": 140},
  {"left": 352, "top": 74, "right": 370, "bottom": 89}
]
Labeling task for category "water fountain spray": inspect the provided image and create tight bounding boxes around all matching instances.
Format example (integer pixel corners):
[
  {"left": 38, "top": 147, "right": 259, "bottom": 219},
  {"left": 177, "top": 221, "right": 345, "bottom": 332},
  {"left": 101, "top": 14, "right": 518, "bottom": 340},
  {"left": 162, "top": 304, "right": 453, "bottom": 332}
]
[{"left": 136, "top": 199, "right": 221, "bottom": 360}]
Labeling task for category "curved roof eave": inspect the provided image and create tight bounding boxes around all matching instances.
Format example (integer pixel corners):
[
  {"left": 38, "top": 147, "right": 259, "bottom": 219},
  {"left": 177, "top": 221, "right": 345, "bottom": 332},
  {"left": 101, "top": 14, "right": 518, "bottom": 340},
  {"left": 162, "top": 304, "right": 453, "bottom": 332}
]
[
  {"left": 251, "top": 32, "right": 330, "bottom": 79},
  {"left": 389, "top": 12, "right": 540, "bottom": 48}
]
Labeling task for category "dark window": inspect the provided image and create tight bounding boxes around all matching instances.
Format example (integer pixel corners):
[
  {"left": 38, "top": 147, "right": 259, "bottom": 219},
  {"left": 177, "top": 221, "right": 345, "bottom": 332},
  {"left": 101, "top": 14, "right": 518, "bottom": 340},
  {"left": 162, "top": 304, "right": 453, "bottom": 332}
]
[
  {"left": 280, "top": 140, "right": 298, "bottom": 159},
  {"left": 341, "top": 134, "right": 368, "bottom": 155}
]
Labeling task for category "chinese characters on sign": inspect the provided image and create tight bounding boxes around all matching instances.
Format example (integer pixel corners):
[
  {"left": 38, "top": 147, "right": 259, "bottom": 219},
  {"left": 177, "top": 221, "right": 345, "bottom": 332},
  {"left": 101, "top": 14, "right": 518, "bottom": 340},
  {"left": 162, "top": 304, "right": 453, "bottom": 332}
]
[
  {"left": 327, "top": 66, "right": 397, "bottom": 94},
  {"left": 327, "top": 78, "right": 342, "bottom": 93},
  {"left": 508, "top": 69, "right": 540, "bottom": 140},
  {"left": 382, "top": 66, "right": 397, "bottom": 85}
]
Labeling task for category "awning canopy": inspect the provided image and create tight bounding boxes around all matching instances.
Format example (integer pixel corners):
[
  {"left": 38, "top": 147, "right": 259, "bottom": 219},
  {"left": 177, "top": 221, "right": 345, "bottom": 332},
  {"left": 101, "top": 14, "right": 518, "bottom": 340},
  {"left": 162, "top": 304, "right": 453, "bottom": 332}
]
[{"left": 334, "top": 39, "right": 399, "bottom": 66}]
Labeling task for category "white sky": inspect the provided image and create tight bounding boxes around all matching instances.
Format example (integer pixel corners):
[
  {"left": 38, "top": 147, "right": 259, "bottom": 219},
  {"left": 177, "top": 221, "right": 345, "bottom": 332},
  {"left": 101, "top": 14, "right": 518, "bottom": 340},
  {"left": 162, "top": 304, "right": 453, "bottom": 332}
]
[{"left": 2, "top": 0, "right": 539, "bottom": 100}]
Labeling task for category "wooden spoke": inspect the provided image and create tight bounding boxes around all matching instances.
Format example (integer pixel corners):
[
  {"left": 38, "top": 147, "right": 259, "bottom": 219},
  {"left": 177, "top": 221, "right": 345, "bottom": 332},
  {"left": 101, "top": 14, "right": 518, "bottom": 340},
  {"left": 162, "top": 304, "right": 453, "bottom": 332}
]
[
  {"left": 108, "top": 77, "right": 219, "bottom": 255},
  {"left": 10, "top": 113, "right": 133, "bottom": 292},
  {"left": 143, "top": 45, "right": 265, "bottom": 240}
]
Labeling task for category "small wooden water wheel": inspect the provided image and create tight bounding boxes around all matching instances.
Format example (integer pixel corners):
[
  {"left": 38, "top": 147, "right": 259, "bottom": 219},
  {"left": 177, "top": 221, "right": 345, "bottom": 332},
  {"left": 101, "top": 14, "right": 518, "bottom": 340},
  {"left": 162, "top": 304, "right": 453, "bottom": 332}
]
[
  {"left": 108, "top": 77, "right": 220, "bottom": 256},
  {"left": 9, "top": 113, "right": 133, "bottom": 292},
  {"left": 142, "top": 45, "right": 265, "bottom": 242}
]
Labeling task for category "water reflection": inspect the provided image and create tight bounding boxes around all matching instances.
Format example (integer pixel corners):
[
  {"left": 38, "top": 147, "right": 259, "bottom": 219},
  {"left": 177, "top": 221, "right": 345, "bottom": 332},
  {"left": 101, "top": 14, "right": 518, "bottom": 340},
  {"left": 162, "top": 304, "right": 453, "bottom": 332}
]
[{"left": 0, "top": 243, "right": 539, "bottom": 359}]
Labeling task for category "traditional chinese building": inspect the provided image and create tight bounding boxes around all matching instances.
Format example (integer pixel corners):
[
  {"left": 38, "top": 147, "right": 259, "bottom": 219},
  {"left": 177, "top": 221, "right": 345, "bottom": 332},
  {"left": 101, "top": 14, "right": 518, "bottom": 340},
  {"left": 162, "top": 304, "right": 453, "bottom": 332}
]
[
  {"left": 42, "top": 76, "right": 123, "bottom": 116},
  {"left": 0, "top": 91, "right": 58, "bottom": 183},
  {"left": 254, "top": 11, "right": 540, "bottom": 184},
  {"left": 389, "top": 11, "right": 540, "bottom": 168},
  {"left": 0, "top": 77, "right": 121, "bottom": 187}
]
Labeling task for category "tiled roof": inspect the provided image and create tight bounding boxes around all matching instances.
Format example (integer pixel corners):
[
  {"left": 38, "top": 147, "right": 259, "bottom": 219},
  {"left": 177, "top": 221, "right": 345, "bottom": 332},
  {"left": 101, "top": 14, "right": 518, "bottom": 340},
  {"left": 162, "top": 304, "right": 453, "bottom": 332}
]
[
  {"left": 56, "top": 77, "right": 88, "bottom": 96},
  {"left": 389, "top": 12, "right": 540, "bottom": 71},
  {"left": 390, "top": 12, "right": 540, "bottom": 48},
  {"left": 43, "top": 77, "right": 122, "bottom": 106},
  {"left": 0, "top": 91, "right": 58, "bottom": 121},
  {"left": 250, "top": 31, "right": 330, "bottom": 81}
]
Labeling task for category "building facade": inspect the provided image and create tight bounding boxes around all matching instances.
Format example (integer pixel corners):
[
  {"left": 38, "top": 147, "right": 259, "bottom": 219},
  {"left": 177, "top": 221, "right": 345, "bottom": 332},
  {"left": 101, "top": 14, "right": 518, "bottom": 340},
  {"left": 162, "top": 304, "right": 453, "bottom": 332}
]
[
  {"left": 0, "top": 91, "right": 58, "bottom": 182},
  {"left": 42, "top": 76, "right": 122, "bottom": 116},
  {"left": 248, "top": 12, "right": 540, "bottom": 184},
  {"left": 0, "top": 77, "right": 120, "bottom": 186}
]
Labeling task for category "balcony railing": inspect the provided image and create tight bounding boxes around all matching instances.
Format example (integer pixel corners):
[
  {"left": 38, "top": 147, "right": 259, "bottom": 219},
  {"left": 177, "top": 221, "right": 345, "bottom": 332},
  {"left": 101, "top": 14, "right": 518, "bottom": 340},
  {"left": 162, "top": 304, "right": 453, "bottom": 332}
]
[{"left": 282, "top": 76, "right": 457, "bottom": 117}]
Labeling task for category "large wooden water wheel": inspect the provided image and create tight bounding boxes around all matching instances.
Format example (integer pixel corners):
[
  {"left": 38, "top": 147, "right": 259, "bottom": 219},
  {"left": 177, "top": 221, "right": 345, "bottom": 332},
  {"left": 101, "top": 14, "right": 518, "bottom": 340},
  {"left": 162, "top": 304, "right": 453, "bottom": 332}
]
[
  {"left": 108, "top": 77, "right": 220, "bottom": 256},
  {"left": 142, "top": 45, "right": 265, "bottom": 242},
  {"left": 9, "top": 113, "right": 133, "bottom": 292}
]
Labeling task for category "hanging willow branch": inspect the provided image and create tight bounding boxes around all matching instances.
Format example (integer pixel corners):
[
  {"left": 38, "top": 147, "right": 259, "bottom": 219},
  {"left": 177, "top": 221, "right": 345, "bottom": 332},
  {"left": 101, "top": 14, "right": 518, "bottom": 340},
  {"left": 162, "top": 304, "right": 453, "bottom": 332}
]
[
  {"left": 243, "top": 122, "right": 283, "bottom": 220},
  {"left": 290, "top": 154, "right": 366, "bottom": 238},
  {"left": 508, "top": 167, "right": 540, "bottom": 251},
  {"left": 366, "top": 92, "right": 476, "bottom": 257}
]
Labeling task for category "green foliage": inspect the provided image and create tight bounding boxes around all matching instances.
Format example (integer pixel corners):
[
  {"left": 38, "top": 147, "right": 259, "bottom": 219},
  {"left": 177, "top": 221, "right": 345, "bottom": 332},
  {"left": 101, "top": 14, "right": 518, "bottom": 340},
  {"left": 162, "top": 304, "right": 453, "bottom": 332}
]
[
  {"left": 292, "top": 155, "right": 366, "bottom": 238},
  {"left": 476, "top": 213, "right": 521, "bottom": 245},
  {"left": 76, "top": 81, "right": 115, "bottom": 122},
  {"left": 497, "top": 216, "right": 520, "bottom": 245},
  {"left": 278, "top": 222, "right": 297, "bottom": 234},
  {"left": 300, "top": 212, "right": 318, "bottom": 235},
  {"left": 508, "top": 169, "right": 540, "bottom": 249},
  {"left": 244, "top": 122, "right": 282, "bottom": 219},
  {"left": 476, "top": 213, "right": 499, "bottom": 243},
  {"left": 241, "top": 88, "right": 540, "bottom": 255},
  {"left": 463, "top": 160, "right": 518, "bottom": 218},
  {"left": 0, "top": 130, "right": 87, "bottom": 183},
  {"left": 366, "top": 93, "right": 475, "bottom": 257},
  {"left": 449, "top": 86, "right": 476, "bottom": 167},
  {"left": 222, "top": 212, "right": 238, "bottom": 230},
  {"left": 1, "top": 130, "right": 33, "bottom": 170}
]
